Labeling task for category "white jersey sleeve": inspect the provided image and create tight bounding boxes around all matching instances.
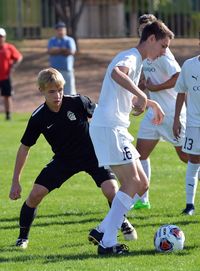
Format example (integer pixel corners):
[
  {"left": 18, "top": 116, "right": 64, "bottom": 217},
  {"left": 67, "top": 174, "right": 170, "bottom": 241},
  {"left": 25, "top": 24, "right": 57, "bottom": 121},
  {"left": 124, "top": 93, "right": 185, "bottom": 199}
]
[
  {"left": 156, "top": 48, "right": 181, "bottom": 78},
  {"left": 175, "top": 56, "right": 200, "bottom": 127}
]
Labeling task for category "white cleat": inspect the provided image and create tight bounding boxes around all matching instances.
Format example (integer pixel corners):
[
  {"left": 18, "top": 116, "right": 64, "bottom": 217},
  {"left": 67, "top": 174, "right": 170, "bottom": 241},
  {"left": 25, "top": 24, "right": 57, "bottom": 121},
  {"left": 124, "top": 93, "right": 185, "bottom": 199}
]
[
  {"left": 121, "top": 217, "right": 138, "bottom": 241},
  {"left": 16, "top": 238, "right": 29, "bottom": 249}
]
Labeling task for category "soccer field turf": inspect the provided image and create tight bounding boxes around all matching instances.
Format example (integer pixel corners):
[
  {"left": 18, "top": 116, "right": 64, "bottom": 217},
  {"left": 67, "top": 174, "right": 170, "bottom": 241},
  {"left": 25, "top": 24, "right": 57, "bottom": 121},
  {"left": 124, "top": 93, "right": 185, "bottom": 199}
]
[{"left": 0, "top": 113, "right": 200, "bottom": 271}]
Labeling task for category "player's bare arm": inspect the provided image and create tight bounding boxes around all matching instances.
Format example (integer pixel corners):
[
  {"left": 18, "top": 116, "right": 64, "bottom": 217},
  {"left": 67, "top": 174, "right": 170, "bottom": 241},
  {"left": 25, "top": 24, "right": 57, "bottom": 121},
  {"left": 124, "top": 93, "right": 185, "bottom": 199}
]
[
  {"left": 9, "top": 144, "right": 30, "bottom": 200},
  {"left": 146, "top": 72, "right": 180, "bottom": 92},
  {"left": 173, "top": 92, "right": 186, "bottom": 139},
  {"left": 132, "top": 95, "right": 165, "bottom": 124},
  {"left": 146, "top": 99, "right": 165, "bottom": 125},
  {"left": 111, "top": 66, "right": 147, "bottom": 113}
]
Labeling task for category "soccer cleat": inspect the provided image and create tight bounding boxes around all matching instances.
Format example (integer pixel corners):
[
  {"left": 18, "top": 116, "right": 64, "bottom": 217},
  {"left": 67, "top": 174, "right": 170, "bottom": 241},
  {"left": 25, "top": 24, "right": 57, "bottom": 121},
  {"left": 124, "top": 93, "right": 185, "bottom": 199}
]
[
  {"left": 88, "top": 228, "right": 103, "bottom": 245},
  {"left": 121, "top": 218, "right": 137, "bottom": 241},
  {"left": 16, "top": 238, "right": 29, "bottom": 249},
  {"left": 133, "top": 199, "right": 151, "bottom": 210},
  {"left": 98, "top": 242, "right": 129, "bottom": 255},
  {"left": 181, "top": 204, "right": 195, "bottom": 216}
]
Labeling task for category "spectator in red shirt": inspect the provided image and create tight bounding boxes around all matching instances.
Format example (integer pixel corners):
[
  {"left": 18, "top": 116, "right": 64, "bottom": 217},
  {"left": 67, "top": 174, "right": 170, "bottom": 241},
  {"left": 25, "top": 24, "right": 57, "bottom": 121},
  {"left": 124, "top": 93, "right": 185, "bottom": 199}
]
[{"left": 0, "top": 28, "right": 23, "bottom": 120}]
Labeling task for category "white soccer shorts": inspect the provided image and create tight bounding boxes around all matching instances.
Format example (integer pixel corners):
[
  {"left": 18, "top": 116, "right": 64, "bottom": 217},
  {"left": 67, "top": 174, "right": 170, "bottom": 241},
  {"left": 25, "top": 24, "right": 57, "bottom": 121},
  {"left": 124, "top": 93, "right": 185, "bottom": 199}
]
[
  {"left": 182, "top": 127, "right": 200, "bottom": 155},
  {"left": 137, "top": 114, "right": 186, "bottom": 147},
  {"left": 89, "top": 126, "right": 140, "bottom": 167}
]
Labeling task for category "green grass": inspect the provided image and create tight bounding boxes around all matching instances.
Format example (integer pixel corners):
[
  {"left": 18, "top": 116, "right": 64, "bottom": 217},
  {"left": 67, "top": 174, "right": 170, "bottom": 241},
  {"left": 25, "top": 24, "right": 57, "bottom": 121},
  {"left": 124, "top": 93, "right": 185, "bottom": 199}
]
[{"left": 0, "top": 113, "right": 200, "bottom": 271}]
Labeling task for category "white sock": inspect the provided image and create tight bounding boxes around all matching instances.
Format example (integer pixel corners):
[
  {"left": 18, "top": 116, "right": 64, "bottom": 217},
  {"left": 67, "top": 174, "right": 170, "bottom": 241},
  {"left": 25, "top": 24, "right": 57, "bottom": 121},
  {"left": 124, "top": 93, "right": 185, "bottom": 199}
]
[
  {"left": 101, "top": 191, "right": 132, "bottom": 247},
  {"left": 185, "top": 161, "right": 200, "bottom": 204},
  {"left": 132, "top": 159, "right": 151, "bottom": 204}
]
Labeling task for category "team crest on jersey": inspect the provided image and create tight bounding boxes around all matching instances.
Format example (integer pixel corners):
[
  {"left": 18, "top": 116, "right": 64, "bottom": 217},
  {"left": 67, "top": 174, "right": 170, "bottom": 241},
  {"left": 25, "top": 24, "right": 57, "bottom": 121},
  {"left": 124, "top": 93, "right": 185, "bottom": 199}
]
[{"left": 67, "top": 111, "right": 76, "bottom": 121}]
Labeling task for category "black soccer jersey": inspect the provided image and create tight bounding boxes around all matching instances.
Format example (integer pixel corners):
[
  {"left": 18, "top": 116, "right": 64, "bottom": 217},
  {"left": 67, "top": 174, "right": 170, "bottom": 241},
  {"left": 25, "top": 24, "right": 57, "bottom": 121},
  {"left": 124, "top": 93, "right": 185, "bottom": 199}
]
[{"left": 21, "top": 95, "right": 97, "bottom": 164}]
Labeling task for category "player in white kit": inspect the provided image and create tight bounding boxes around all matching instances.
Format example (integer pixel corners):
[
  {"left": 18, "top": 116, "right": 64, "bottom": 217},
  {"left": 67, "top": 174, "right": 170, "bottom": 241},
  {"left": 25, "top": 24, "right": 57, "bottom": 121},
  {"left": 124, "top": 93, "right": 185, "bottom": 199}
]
[
  {"left": 173, "top": 55, "right": 200, "bottom": 215},
  {"left": 88, "top": 20, "right": 173, "bottom": 255},
  {"left": 134, "top": 14, "right": 188, "bottom": 210}
]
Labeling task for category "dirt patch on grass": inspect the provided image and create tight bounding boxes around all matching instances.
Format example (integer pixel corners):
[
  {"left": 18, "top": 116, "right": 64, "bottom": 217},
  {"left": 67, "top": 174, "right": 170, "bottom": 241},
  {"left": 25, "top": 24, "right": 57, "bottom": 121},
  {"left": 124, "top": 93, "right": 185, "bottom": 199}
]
[{"left": 0, "top": 38, "right": 199, "bottom": 113}]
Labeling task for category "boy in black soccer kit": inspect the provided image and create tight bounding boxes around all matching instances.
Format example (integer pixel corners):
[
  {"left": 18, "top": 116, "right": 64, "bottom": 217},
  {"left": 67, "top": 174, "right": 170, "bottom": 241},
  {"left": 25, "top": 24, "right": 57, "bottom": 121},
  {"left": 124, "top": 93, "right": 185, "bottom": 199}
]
[{"left": 9, "top": 68, "right": 136, "bottom": 249}]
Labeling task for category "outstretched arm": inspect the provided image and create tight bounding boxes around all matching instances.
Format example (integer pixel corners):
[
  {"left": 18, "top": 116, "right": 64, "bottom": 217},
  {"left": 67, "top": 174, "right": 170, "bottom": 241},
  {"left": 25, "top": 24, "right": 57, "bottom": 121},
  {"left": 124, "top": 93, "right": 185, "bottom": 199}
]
[{"left": 9, "top": 144, "right": 30, "bottom": 200}]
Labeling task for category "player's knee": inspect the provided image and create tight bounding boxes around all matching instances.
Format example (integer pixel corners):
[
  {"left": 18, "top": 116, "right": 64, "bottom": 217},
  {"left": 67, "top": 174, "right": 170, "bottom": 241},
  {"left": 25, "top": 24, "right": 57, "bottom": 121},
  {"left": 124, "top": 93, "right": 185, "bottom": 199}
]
[
  {"left": 101, "top": 179, "right": 119, "bottom": 202},
  {"left": 136, "top": 177, "right": 149, "bottom": 195},
  {"left": 179, "top": 152, "right": 188, "bottom": 163},
  {"left": 142, "top": 179, "right": 149, "bottom": 193},
  {"left": 27, "top": 188, "right": 47, "bottom": 207}
]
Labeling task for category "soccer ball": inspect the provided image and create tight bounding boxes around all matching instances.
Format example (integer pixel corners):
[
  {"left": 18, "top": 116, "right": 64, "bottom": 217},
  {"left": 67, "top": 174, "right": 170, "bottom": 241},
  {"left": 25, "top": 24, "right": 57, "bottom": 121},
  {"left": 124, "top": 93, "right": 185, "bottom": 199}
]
[{"left": 154, "top": 224, "right": 185, "bottom": 252}]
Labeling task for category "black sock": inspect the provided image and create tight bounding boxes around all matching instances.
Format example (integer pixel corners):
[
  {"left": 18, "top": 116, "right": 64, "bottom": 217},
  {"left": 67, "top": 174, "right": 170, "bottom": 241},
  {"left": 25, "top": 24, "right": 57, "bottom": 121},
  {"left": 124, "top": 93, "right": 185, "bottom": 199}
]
[
  {"left": 18, "top": 202, "right": 37, "bottom": 239},
  {"left": 6, "top": 111, "right": 11, "bottom": 120}
]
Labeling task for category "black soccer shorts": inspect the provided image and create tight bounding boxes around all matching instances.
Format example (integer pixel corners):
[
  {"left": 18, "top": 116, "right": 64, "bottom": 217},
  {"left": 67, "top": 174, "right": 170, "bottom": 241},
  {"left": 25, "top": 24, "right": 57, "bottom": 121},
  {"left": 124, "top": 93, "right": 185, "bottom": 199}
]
[
  {"left": 0, "top": 78, "right": 12, "bottom": 96},
  {"left": 35, "top": 157, "right": 116, "bottom": 192}
]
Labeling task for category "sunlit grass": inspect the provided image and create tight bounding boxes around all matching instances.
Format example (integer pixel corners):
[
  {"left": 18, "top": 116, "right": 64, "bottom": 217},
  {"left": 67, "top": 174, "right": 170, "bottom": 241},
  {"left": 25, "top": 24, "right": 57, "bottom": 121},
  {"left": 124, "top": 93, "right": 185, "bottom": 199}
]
[{"left": 0, "top": 113, "right": 199, "bottom": 271}]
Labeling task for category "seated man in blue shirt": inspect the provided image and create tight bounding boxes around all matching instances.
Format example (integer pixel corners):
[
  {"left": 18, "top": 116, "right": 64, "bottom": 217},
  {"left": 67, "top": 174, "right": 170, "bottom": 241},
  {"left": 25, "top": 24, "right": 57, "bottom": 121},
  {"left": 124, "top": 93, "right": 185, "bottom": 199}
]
[{"left": 48, "top": 22, "right": 76, "bottom": 95}]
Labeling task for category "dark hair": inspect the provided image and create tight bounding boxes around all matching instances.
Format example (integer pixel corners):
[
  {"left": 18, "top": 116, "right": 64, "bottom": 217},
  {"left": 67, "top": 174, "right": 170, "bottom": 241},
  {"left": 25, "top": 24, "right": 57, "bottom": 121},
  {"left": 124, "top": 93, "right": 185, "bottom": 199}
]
[
  {"left": 55, "top": 22, "right": 66, "bottom": 29},
  {"left": 138, "top": 14, "right": 157, "bottom": 25},
  {"left": 140, "top": 20, "right": 174, "bottom": 42}
]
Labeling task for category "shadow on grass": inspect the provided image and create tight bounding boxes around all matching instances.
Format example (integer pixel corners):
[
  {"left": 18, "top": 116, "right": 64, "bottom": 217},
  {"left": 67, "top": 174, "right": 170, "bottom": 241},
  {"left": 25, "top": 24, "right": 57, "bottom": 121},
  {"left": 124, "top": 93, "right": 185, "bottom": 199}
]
[
  {"left": 0, "top": 210, "right": 105, "bottom": 230},
  {"left": 0, "top": 210, "right": 104, "bottom": 223},
  {"left": 0, "top": 246, "right": 195, "bottom": 264},
  {"left": 0, "top": 217, "right": 102, "bottom": 231},
  {"left": 134, "top": 220, "right": 199, "bottom": 229}
]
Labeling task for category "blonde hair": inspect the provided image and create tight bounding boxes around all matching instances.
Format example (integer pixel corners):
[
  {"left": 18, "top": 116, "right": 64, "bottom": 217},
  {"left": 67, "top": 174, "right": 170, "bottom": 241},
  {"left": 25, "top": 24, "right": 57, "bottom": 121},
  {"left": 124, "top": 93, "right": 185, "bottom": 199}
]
[{"left": 37, "top": 68, "right": 65, "bottom": 91}]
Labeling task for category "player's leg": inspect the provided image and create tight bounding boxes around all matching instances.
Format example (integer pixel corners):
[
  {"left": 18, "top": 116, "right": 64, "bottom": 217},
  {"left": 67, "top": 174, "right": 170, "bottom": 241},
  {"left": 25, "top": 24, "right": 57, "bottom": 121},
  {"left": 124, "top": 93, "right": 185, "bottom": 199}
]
[
  {"left": 100, "top": 178, "right": 118, "bottom": 203},
  {"left": 86, "top": 166, "right": 137, "bottom": 244},
  {"left": 134, "top": 138, "right": 159, "bottom": 209},
  {"left": 16, "top": 184, "right": 49, "bottom": 248},
  {"left": 182, "top": 154, "right": 200, "bottom": 215},
  {"left": 174, "top": 146, "right": 188, "bottom": 163},
  {"left": 16, "top": 158, "right": 73, "bottom": 249},
  {"left": 97, "top": 160, "right": 148, "bottom": 254},
  {"left": 89, "top": 126, "right": 147, "bottom": 254},
  {"left": 175, "top": 146, "right": 200, "bottom": 180},
  {"left": 181, "top": 127, "right": 200, "bottom": 215},
  {"left": 1, "top": 79, "right": 13, "bottom": 120}
]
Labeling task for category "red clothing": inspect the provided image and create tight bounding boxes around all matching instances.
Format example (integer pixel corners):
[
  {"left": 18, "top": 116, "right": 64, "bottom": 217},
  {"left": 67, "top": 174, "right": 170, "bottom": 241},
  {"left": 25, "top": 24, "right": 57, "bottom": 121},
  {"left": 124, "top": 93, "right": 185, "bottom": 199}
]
[{"left": 0, "top": 42, "right": 22, "bottom": 80}]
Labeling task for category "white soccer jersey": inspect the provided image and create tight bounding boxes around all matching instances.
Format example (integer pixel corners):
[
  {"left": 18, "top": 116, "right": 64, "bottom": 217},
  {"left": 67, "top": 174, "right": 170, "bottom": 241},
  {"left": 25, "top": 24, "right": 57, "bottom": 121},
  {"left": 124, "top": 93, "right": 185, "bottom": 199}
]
[
  {"left": 143, "top": 48, "right": 185, "bottom": 117},
  {"left": 91, "top": 48, "right": 143, "bottom": 128},
  {"left": 175, "top": 56, "right": 200, "bottom": 127}
]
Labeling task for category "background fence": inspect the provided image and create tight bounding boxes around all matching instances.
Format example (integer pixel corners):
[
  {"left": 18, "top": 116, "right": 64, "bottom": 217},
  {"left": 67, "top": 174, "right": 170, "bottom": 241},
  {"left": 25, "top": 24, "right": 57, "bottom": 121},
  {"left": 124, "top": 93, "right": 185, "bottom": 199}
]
[{"left": 0, "top": 0, "right": 200, "bottom": 39}]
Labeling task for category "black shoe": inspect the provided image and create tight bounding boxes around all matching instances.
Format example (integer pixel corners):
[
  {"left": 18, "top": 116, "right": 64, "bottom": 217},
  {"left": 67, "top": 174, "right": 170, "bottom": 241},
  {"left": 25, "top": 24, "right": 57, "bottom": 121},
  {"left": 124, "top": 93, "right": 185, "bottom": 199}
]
[
  {"left": 98, "top": 242, "right": 129, "bottom": 255},
  {"left": 182, "top": 204, "right": 195, "bottom": 216},
  {"left": 88, "top": 228, "right": 103, "bottom": 245}
]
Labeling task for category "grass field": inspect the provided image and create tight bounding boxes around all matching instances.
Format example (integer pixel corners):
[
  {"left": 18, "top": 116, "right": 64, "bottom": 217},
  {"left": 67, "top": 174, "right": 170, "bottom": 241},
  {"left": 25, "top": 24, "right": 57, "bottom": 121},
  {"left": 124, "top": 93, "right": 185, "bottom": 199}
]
[{"left": 0, "top": 113, "right": 200, "bottom": 271}]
